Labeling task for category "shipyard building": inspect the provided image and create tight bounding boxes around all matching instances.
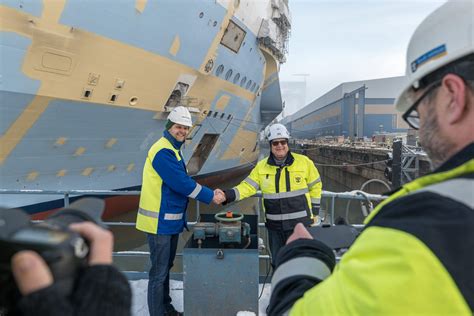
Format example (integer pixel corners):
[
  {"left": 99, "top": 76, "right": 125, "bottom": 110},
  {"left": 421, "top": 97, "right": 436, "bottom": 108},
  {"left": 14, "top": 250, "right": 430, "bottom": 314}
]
[{"left": 281, "top": 76, "right": 408, "bottom": 139}]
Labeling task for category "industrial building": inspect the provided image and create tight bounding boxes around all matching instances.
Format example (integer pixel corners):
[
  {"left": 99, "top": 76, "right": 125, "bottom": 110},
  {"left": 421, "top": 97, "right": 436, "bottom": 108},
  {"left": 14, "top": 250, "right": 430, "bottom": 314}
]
[{"left": 282, "top": 76, "right": 409, "bottom": 139}]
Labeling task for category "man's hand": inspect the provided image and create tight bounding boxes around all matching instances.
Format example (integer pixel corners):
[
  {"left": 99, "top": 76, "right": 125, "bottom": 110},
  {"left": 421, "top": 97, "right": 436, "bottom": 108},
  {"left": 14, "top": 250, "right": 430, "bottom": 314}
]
[
  {"left": 11, "top": 251, "right": 53, "bottom": 295},
  {"left": 286, "top": 223, "right": 314, "bottom": 245},
  {"left": 70, "top": 222, "right": 113, "bottom": 265},
  {"left": 213, "top": 189, "right": 226, "bottom": 205},
  {"left": 11, "top": 222, "right": 114, "bottom": 296}
]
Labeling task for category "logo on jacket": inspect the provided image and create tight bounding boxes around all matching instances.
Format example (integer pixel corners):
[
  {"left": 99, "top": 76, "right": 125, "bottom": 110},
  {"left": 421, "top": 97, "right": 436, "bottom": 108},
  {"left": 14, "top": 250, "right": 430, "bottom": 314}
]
[{"left": 295, "top": 176, "right": 302, "bottom": 184}]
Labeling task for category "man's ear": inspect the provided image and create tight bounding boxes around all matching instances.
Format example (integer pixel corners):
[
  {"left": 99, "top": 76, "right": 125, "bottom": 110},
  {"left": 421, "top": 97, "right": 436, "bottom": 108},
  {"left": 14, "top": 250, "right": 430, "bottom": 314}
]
[{"left": 442, "top": 74, "right": 468, "bottom": 125}]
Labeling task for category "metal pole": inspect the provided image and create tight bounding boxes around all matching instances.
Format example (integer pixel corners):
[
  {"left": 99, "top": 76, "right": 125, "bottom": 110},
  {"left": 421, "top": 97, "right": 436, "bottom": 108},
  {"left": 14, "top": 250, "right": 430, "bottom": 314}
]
[
  {"left": 196, "top": 201, "right": 200, "bottom": 222},
  {"left": 392, "top": 140, "right": 402, "bottom": 189},
  {"left": 331, "top": 196, "right": 336, "bottom": 225},
  {"left": 64, "top": 193, "right": 70, "bottom": 207}
]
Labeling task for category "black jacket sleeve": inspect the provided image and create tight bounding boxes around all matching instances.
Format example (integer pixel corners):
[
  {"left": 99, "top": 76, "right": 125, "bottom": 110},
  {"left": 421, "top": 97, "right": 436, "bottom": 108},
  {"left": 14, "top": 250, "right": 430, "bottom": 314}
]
[
  {"left": 267, "top": 239, "right": 335, "bottom": 315},
  {"left": 18, "top": 265, "right": 131, "bottom": 316}
]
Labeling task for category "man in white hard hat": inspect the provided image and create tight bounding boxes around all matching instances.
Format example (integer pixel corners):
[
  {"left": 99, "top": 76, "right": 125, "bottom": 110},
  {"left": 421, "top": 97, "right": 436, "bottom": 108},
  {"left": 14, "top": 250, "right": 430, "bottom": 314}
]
[
  {"left": 218, "top": 123, "right": 322, "bottom": 267},
  {"left": 267, "top": 1, "right": 474, "bottom": 315},
  {"left": 136, "top": 106, "right": 225, "bottom": 316}
]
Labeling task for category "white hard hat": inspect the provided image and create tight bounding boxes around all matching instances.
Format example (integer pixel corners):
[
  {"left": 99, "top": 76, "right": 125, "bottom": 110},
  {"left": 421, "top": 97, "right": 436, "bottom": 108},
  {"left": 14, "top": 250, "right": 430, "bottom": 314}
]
[
  {"left": 395, "top": 0, "right": 474, "bottom": 114},
  {"left": 167, "top": 106, "right": 193, "bottom": 127},
  {"left": 266, "top": 123, "right": 290, "bottom": 141}
]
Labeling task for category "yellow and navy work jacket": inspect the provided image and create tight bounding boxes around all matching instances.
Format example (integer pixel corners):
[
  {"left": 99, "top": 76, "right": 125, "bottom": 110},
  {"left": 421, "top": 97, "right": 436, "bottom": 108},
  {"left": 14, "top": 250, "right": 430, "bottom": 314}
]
[
  {"left": 136, "top": 130, "right": 213, "bottom": 235},
  {"left": 225, "top": 152, "right": 322, "bottom": 231},
  {"left": 270, "top": 143, "right": 474, "bottom": 315}
]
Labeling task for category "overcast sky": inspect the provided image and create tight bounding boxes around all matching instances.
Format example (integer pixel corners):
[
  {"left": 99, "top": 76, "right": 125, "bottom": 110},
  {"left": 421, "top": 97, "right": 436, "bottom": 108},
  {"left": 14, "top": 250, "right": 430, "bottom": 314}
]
[{"left": 279, "top": 0, "right": 447, "bottom": 114}]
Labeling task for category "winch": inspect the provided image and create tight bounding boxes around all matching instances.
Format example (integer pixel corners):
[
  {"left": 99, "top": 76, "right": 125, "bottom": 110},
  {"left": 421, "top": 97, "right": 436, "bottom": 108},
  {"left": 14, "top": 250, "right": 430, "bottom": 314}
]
[{"left": 192, "top": 211, "right": 251, "bottom": 247}]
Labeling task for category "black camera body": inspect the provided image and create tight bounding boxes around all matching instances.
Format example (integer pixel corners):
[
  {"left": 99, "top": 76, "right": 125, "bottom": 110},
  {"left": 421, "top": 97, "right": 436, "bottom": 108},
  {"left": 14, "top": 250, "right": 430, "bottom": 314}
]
[{"left": 0, "top": 198, "right": 105, "bottom": 315}]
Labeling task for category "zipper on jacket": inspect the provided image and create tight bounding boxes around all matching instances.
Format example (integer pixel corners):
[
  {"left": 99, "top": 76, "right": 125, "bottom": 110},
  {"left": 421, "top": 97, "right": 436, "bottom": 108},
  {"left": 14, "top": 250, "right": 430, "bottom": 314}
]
[
  {"left": 275, "top": 168, "right": 281, "bottom": 193},
  {"left": 285, "top": 168, "right": 291, "bottom": 192}
]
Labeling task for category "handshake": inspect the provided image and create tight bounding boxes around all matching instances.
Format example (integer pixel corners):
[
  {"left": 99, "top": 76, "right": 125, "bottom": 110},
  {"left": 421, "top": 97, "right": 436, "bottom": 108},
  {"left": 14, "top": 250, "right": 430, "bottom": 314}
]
[{"left": 212, "top": 189, "right": 227, "bottom": 205}]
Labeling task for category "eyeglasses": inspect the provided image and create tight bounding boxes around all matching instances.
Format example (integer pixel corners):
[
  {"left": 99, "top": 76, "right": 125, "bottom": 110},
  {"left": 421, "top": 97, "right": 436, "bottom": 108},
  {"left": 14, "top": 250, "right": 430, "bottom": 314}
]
[
  {"left": 271, "top": 140, "right": 288, "bottom": 146},
  {"left": 402, "top": 81, "right": 441, "bottom": 130}
]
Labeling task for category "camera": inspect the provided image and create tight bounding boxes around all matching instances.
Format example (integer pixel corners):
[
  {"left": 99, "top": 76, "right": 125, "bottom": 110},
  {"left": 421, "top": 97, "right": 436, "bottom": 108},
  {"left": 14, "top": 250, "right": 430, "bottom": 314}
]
[{"left": 0, "top": 198, "right": 105, "bottom": 315}]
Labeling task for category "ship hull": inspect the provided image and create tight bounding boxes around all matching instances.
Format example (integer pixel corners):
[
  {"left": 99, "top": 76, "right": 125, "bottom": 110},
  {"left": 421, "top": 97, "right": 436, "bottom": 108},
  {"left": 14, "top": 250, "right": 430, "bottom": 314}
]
[{"left": 0, "top": 0, "right": 289, "bottom": 213}]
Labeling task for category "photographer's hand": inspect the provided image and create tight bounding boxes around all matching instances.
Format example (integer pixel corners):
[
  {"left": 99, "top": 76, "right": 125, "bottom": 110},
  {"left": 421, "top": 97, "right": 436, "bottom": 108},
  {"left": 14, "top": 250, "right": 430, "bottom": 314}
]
[
  {"left": 70, "top": 222, "right": 113, "bottom": 265},
  {"left": 11, "top": 222, "right": 114, "bottom": 296},
  {"left": 286, "top": 223, "right": 313, "bottom": 244},
  {"left": 11, "top": 251, "right": 53, "bottom": 295}
]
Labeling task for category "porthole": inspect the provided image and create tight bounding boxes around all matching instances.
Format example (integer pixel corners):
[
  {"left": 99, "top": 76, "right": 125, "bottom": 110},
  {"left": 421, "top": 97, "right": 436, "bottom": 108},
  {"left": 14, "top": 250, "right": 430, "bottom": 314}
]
[
  {"left": 129, "top": 97, "right": 138, "bottom": 106},
  {"left": 233, "top": 73, "right": 240, "bottom": 84},
  {"left": 256, "top": 85, "right": 260, "bottom": 92},
  {"left": 240, "top": 76, "right": 247, "bottom": 87},
  {"left": 215, "top": 64, "right": 224, "bottom": 76},
  {"left": 251, "top": 82, "right": 256, "bottom": 91},
  {"left": 246, "top": 80, "right": 252, "bottom": 90},
  {"left": 225, "top": 69, "right": 233, "bottom": 80}
]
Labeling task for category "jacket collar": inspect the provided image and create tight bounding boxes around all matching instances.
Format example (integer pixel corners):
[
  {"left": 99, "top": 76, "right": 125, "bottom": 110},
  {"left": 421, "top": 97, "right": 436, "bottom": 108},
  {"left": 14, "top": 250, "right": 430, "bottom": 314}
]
[
  {"left": 267, "top": 151, "right": 295, "bottom": 167},
  {"left": 163, "top": 130, "right": 184, "bottom": 150},
  {"left": 433, "top": 142, "right": 474, "bottom": 174}
]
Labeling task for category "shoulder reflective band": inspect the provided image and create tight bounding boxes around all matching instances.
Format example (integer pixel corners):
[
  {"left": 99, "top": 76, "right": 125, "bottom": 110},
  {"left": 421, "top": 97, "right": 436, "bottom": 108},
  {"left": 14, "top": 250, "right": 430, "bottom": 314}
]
[
  {"left": 308, "top": 177, "right": 321, "bottom": 188},
  {"left": 138, "top": 208, "right": 159, "bottom": 218},
  {"left": 164, "top": 213, "right": 184, "bottom": 220},
  {"left": 263, "top": 188, "right": 309, "bottom": 199},
  {"left": 311, "top": 197, "right": 321, "bottom": 204},
  {"left": 266, "top": 211, "right": 308, "bottom": 221},
  {"left": 415, "top": 178, "right": 474, "bottom": 208},
  {"left": 271, "top": 257, "right": 331, "bottom": 291},
  {"left": 188, "top": 183, "right": 202, "bottom": 198},
  {"left": 244, "top": 177, "right": 259, "bottom": 190}
]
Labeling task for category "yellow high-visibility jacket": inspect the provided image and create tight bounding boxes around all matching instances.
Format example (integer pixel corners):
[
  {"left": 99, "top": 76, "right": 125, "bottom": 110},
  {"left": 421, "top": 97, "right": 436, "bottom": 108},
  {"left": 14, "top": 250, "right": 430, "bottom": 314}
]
[
  {"left": 227, "top": 152, "right": 322, "bottom": 231},
  {"left": 136, "top": 131, "right": 213, "bottom": 235}
]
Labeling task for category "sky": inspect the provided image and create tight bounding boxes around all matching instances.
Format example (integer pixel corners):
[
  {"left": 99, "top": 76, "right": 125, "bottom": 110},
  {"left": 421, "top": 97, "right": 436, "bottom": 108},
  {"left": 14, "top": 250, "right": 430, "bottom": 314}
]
[{"left": 279, "top": 0, "right": 447, "bottom": 114}]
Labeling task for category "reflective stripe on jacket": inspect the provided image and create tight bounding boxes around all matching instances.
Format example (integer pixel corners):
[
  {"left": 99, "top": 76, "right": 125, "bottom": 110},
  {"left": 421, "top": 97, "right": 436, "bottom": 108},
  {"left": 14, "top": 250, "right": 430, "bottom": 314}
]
[
  {"left": 136, "top": 131, "right": 213, "bottom": 235},
  {"left": 233, "top": 152, "right": 322, "bottom": 231}
]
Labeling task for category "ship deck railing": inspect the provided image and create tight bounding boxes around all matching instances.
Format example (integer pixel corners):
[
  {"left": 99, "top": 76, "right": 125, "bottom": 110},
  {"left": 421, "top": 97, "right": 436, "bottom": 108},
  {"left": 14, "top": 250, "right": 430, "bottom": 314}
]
[{"left": 0, "top": 188, "right": 387, "bottom": 279}]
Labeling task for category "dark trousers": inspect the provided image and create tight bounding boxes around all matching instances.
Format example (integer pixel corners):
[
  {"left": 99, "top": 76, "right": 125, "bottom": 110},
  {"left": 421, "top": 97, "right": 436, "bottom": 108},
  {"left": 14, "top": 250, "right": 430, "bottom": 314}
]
[
  {"left": 268, "top": 229, "right": 294, "bottom": 268},
  {"left": 147, "top": 233, "right": 179, "bottom": 316}
]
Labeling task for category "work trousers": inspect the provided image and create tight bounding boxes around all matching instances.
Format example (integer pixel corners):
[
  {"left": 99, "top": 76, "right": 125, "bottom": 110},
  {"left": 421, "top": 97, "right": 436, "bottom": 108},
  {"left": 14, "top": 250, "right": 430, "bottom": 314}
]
[
  {"left": 268, "top": 229, "right": 294, "bottom": 268},
  {"left": 147, "top": 233, "right": 179, "bottom": 316}
]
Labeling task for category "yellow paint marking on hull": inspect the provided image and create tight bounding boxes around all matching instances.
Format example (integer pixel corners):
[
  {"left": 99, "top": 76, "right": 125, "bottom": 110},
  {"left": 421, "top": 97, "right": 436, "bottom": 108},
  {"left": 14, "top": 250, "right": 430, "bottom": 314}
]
[
  {"left": 135, "top": 0, "right": 148, "bottom": 13},
  {"left": 221, "top": 129, "right": 257, "bottom": 162},
  {"left": 41, "top": 0, "right": 67, "bottom": 26},
  {"left": 26, "top": 171, "right": 39, "bottom": 181},
  {"left": 215, "top": 94, "right": 231, "bottom": 110},
  {"left": 82, "top": 167, "right": 94, "bottom": 176},
  {"left": 127, "top": 163, "right": 135, "bottom": 172},
  {"left": 105, "top": 138, "right": 117, "bottom": 148},
  {"left": 74, "top": 147, "right": 86, "bottom": 156},
  {"left": 57, "top": 169, "right": 67, "bottom": 177},
  {"left": 169, "top": 35, "right": 180, "bottom": 56},
  {"left": 107, "top": 165, "right": 116, "bottom": 172},
  {"left": 55, "top": 137, "right": 67, "bottom": 146},
  {"left": 0, "top": 95, "right": 52, "bottom": 165}
]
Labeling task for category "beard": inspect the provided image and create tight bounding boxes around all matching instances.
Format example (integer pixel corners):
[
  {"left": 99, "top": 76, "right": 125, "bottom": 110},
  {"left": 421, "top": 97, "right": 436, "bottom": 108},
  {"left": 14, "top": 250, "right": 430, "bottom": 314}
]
[{"left": 418, "top": 108, "right": 455, "bottom": 169}]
